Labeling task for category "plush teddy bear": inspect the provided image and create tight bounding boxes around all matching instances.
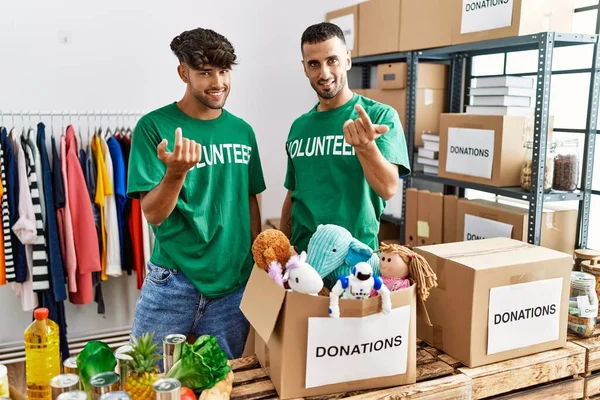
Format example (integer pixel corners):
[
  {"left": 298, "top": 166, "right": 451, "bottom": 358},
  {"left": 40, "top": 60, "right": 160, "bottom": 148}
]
[{"left": 251, "top": 229, "right": 293, "bottom": 273}]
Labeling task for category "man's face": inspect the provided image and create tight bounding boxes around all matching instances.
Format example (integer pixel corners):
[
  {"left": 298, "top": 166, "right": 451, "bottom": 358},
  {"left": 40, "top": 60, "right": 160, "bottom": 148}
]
[
  {"left": 302, "top": 37, "right": 351, "bottom": 100},
  {"left": 181, "top": 64, "right": 231, "bottom": 109}
]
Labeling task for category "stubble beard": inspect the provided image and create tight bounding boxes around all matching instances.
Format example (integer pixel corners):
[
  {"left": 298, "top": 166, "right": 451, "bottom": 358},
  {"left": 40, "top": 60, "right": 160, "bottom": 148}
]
[{"left": 192, "top": 87, "right": 229, "bottom": 110}]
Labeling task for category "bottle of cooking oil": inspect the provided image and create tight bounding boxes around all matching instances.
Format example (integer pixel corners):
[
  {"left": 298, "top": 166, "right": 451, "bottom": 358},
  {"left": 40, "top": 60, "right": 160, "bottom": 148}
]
[{"left": 24, "top": 307, "right": 61, "bottom": 400}]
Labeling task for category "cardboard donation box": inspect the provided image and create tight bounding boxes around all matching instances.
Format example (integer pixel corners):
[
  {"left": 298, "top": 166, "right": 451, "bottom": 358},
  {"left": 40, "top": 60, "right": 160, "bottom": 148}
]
[
  {"left": 415, "top": 237, "right": 572, "bottom": 368},
  {"left": 326, "top": 5, "right": 359, "bottom": 57},
  {"left": 240, "top": 266, "right": 418, "bottom": 399},
  {"left": 452, "top": 0, "right": 574, "bottom": 45},
  {"left": 438, "top": 114, "right": 532, "bottom": 187}
]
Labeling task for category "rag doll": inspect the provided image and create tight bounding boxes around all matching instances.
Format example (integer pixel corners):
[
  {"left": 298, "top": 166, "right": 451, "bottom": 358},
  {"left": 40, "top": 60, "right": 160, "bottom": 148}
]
[{"left": 371, "top": 243, "right": 437, "bottom": 301}]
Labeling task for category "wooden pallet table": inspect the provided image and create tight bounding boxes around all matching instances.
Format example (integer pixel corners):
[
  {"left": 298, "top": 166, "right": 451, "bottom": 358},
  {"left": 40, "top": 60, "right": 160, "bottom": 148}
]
[
  {"left": 230, "top": 341, "right": 469, "bottom": 400},
  {"left": 454, "top": 342, "right": 585, "bottom": 399},
  {"left": 570, "top": 334, "right": 600, "bottom": 399}
]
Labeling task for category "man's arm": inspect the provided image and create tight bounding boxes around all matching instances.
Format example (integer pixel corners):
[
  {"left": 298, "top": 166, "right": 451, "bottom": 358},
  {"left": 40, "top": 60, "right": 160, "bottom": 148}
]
[
  {"left": 140, "top": 127, "right": 201, "bottom": 226},
  {"left": 344, "top": 105, "right": 399, "bottom": 200},
  {"left": 280, "top": 190, "right": 293, "bottom": 239},
  {"left": 249, "top": 194, "right": 261, "bottom": 243}
]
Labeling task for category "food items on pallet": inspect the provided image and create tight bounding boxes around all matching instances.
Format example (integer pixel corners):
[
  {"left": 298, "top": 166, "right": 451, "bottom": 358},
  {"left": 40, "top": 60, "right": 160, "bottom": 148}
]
[
  {"left": 162, "top": 334, "right": 186, "bottom": 374},
  {"left": 0, "top": 364, "right": 8, "bottom": 398},
  {"left": 122, "top": 333, "right": 161, "bottom": 400},
  {"left": 90, "top": 372, "right": 120, "bottom": 400},
  {"left": 581, "top": 256, "right": 600, "bottom": 318},
  {"left": 56, "top": 391, "right": 88, "bottom": 400},
  {"left": 520, "top": 140, "right": 555, "bottom": 192},
  {"left": 50, "top": 374, "right": 80, "bottom": 399},
  {"left": 153, "top": 378, "right": 181, "bottom": 400},
  {"left": 553, "top": 139, "right": 580, "bottom": 192},
  {"left": 100, "top": 391, "right": 131, "bottom": 400},
  {"left": 24, "top": 308, "right": 61, "bottom": 400},
  {"left": 63, "top": 357, "right": 79, "bottom": 376},
  {"left": 114, "top": 345, "right": 133, "bottom": 391},
  {"left": 76, "top": 341, "right": 117, "bottom": 393},
  {"left": 568, "top": 271, "right": 599, "bottom": 338}
]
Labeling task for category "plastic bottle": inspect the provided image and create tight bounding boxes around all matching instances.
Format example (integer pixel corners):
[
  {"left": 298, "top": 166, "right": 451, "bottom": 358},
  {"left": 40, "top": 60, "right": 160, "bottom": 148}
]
[{"left": 24, "top": 307, "right": 61, "bottom": 400}]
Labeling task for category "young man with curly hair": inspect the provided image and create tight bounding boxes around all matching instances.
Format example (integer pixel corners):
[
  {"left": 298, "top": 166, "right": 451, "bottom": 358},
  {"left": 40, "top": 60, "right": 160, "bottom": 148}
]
[
  {"left": 127, "top": 27, "right": 265, "bottom": 362},
  {"left": 281, "top": 22, "right": 410, "bottom": 258}
]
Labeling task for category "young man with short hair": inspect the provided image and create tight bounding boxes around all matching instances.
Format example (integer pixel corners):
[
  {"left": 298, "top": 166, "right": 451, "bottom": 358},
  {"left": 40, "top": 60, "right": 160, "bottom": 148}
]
[
  {"left": 281, "top": 22, "right": 410, "bottom": 256},
  {"left": 127, "top": 27, "right": 265, "bottom": 361}
]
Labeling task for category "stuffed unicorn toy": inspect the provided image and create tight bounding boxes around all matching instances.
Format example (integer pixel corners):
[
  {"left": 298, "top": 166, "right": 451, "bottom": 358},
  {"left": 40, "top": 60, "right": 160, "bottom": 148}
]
[{"left": 283, "top": 251, "right": 324, "bottom": 296}]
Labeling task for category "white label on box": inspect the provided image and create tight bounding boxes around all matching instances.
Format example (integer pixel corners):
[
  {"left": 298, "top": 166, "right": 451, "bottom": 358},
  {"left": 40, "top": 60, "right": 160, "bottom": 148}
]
[
  {"left": 330, "top": 14, "right": 355, "bottom": 51},
  {"left": 446, "top": 127, "right": 495, "bottom": 179},
  {"left": 463, "top": 214, "right": 513, "bottom": 241},
  {"left": 305, "top": 305, "right": 410, "bottom": 388},
  {"left": 424, "top": 89, "right": 434, "bottom": 106},
  {"left": 487, "top": 278, "right": 563, "bottom": 355},
  {"left": 461, "top": 0, "right": 514, "bottom": 34}
]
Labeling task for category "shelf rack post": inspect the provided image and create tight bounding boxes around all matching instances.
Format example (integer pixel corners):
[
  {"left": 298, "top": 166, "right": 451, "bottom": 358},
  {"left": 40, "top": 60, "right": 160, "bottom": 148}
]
[
  {"left": 577, "top": 35, "right": 600, "bottom": 248},
  {"left": 402, "top": 51, "right": 419, "bottom": 244},
  {"left": 528, "top": 32, "right": 555, "bottom": 245}
]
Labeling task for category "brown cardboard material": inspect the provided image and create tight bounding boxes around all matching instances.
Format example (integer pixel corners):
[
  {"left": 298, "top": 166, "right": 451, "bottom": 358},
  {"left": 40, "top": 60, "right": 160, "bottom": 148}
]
[
  {"left": 417, "top": 190, "right": 431, "bottom": 246},
  {"left": 326, "top": 5, "right": 359, "bottom": 58},
  {"left": 365, "top": 88, "right": 446, "bottom": 147},
  {"left": 377, "top": 63, "right": 448, "bottom": 91},
  {"left": 399, "top": 0, "right": 453, "bottom": 51},
  {"left": 358, "top": 0, "right": 401, "bottom": 56},
  {"left": 415, "top": 237, "right": 572, "bottom": 368},
  {"left": 379, "top": 221, "right": 400, "bottom": 242},
  {"left": 451, "top": 0, "right": 574, "bottom": 45},
  {"left": 405, "top": 188, "right": 419, "bottom": 247},
  {"left": 241, "top": 266, "right": 418, "bottom": 399},
  {"left": 428, "top": 193, "right": 444, "bottom": 245},
  {"left": 456, "top": 198, "right": 578, "bottom": 254},
  {"left": 443, "top": 195, "right": 459, "bottom": 243},
  {"left": 438, "top": 114, "right": 532, "bottom": 187}
]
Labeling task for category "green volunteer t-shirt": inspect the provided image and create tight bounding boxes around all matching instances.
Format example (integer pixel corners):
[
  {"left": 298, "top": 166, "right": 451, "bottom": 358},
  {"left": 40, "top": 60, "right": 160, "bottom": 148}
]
[
  {"left": 127, "top": 102, "right": 266, "bottom": 298},
  {"left": 284, "top": 93, "right": 410, "bottom": 253}
]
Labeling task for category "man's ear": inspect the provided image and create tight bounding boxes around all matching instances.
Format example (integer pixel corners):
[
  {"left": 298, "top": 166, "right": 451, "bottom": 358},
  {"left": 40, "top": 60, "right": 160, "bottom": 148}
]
[
  {"left": 346, "top": 50, "right": 352, "bottom": 71},
  {"left": 177, "top": 64, "right": 189, "bottom": 83}
]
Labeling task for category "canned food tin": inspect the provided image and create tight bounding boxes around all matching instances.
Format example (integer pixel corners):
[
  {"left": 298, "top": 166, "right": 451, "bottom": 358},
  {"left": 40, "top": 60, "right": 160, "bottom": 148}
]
[
  {"left": 51, "top": 374, "right": 80, "bottom": 399},
  {"left": 63, "top": 356, "right": 78, "bottom": 375},
  {"left": 56, "top": 391, "right": 88, "bottom": 400},
  {"left": 114, "top": 345, "right": 133, "bottom": 389},
  {"left": 153, "top": 378, "right": 181, "bottom": 400},
  {"left": 99, "top": 391, "right": 131, "bottom": 400},
  {"left": 90, "top": 372, "right": 120, "bottom": 400},
  {"left": 162, "top": 334, "right": 186, "bottom": 373}
]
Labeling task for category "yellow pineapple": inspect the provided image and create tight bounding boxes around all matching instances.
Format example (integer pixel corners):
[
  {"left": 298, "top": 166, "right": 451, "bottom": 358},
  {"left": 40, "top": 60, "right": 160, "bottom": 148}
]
[{"left": 123, "top": 332, "right": 161, "bottom": 400}]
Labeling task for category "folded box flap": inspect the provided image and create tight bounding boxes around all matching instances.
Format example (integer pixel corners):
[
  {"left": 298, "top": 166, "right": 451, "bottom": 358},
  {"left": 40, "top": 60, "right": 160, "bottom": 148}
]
[{"left": 240, "top": 265, "right": 286, "bottom": 344}]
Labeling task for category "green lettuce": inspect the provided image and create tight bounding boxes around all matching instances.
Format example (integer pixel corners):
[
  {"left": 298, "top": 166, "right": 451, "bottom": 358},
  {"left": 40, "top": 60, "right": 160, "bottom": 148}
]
[
  {"left": 166, "top": 335, "right": 231, "bottom": 393},
  {"left": 76, "top": 341, "right": 118, "bottom": 391}
]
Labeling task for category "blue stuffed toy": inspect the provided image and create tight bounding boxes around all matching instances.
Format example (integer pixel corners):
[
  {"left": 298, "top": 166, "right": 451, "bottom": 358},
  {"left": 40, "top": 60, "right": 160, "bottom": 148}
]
[{"left": 306, "top": 224, "right": 380, "bottom": 288}]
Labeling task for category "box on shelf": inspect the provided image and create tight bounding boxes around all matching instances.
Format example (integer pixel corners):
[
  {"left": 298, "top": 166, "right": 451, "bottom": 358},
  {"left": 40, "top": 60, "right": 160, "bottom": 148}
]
[
  {"left": 377, "top": 63, "right": 448, "bottom": 91},
  {"left": 451, "top": 0, "right": 574, "bottom": 45},
  {"left": 358, "top": 0, "right": 453, "bottom": 56},
  {"left": 415, "top": 237, "right": 572, "bottom": 368},
  {"left": 326, "top": 5, "right": 359, "bottom": 57},
  {"left": 241, "top": 266, "right": 419, "bottom": 399},
  {"left": 405, "top": 189, "right": 444, "bottom": 248},
  {"left": 405, "top": 188, "right": 419, "bottom": 247},
  {"left": 450, "top": 198, "right": 578, "bottom": 254},
  {"left": 443, "top": 195, "right": 459, "bottom": 244},
  {"left": 438, "top": 113, "right": 536, "bottom": 187}
]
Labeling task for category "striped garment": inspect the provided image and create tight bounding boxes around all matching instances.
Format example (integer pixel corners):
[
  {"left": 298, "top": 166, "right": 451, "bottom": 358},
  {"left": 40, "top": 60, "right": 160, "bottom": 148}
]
[
  {"left": 0, "top": 141, "right": 15, "bottom": 281},
  {"left": 21, "top": 134, "right": 50, "bottom": 291}
]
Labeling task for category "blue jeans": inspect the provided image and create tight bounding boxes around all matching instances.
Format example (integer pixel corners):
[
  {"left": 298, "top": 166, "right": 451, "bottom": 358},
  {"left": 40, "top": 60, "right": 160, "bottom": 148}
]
[{"left": 131, "top": 261, "right": 250, "bottom": 370}]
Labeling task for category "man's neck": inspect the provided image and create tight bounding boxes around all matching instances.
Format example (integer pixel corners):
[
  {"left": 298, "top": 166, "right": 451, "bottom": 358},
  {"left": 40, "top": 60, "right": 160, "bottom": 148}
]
[
  {"left": 317, "top": 87, "right": 354, "bottom": 112},
  {"left": 177, "top": 94, "right": 222, "bottom": 120}
]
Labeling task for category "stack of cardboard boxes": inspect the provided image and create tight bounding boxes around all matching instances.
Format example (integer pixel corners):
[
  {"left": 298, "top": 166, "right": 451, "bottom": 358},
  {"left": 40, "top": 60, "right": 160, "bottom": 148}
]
[{"left": 326, "top": 0, "right": 574, "bottom": 56}]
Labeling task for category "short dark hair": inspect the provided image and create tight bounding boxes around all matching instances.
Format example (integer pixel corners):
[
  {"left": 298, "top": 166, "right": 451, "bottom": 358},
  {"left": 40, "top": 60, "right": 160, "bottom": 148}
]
[
  {"left": 300, "top": 22, "right": 346, "bottom": 51},
  {"left": 170, "top": 27, "right": 238, "bottom": 70}
]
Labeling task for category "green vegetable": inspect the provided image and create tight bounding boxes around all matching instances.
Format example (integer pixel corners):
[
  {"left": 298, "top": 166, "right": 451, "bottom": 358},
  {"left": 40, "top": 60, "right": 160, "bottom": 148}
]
[
  {"left": 76, "top": 341, "right": 118, "bottom": 391},
  {"left": 166, "top": 334, "right": 231, "bottom": 393}
]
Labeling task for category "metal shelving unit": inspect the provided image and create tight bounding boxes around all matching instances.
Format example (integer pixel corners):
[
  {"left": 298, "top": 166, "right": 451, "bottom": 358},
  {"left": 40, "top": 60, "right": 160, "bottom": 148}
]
[{"left": 353, "top": 31, "right": 600, "bottom": 247}]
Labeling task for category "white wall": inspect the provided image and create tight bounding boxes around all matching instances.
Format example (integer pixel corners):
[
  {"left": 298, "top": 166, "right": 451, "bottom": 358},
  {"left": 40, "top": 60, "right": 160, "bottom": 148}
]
[{"left": 0, "top": 0, "right": 365, "bottom": 343}]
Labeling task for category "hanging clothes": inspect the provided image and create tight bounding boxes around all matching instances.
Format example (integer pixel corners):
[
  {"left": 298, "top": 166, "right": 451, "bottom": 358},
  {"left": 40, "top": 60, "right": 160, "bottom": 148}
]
[
  {"left": 36, "top": 123, "right": 67, "bottom": 302},
  {"left": 81, "top": 143, "right": 104, "bottom": 315},
  {"left": 116, "top": 136, "right": 133, "bottom": 275},
  {"left": 10, "top": 129, "right": 38, "bottom": 312},
  {"left": 64, "top": 126, "right": 100, "bottom": 305},
  {"left": 1, "top": 127, "right": 26, "bottom": 283},
  {"left": 99, "top": 136, "right": 121, "bottom": 278},
  {"left": 0, "top": 168, "right": 5, "bottom": 286},
  {"left": 91, "top": 135, "right": 111, "bottom": 281},
  {"left": 24, "top": 131, "right": 46, "bottom": 226},
  {"left": 0, "top": 142, "right": 9, "bottom": 285},
  {"left": 107, "top": 137, "right": 126, "bottom": 273}
]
